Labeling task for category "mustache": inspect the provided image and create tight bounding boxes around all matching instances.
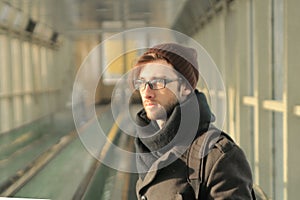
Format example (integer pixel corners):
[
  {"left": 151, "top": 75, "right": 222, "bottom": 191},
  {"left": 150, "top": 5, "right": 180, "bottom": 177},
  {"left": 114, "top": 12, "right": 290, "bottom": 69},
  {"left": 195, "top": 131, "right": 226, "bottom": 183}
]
[
  {"left": 143, "top": 100, "right": 158, "bottom": 107},
  {"left": 143, "top": 100, "right": 157, "bottom": 104}
]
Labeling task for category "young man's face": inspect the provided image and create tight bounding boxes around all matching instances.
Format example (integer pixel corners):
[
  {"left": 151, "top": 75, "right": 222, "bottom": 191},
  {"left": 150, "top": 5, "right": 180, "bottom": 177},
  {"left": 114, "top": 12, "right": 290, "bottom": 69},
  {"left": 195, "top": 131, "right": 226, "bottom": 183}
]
[{"left": 138, "top": 60, "right": 189, "bottom": 120}]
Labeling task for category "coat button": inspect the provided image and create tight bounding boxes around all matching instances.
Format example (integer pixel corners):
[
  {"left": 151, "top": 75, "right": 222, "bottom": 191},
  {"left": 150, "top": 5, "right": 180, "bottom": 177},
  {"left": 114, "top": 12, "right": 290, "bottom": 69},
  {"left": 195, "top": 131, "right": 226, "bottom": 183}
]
[{"left": 141, "top": 195, "right": 147, "bottom": 200}]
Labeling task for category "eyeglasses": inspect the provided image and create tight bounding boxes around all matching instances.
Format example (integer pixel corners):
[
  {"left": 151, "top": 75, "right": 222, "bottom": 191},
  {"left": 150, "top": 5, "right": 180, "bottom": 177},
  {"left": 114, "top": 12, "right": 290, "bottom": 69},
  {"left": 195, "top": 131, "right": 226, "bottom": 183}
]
[{"left": 133, "top": 78, "right": 182, "bottom": 90}]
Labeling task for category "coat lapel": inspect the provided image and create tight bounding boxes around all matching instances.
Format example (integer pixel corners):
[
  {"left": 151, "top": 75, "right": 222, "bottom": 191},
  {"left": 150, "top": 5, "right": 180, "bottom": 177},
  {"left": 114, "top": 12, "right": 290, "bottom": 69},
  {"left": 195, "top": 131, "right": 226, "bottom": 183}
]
[{"left": 136, "top": 145, "right": 187, "bottom": 191}]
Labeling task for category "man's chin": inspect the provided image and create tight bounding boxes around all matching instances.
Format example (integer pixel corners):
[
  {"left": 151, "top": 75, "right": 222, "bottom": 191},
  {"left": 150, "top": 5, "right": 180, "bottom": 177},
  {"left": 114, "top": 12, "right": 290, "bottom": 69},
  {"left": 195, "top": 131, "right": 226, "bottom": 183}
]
[
  {"left": 145, "top": 104, "right": 176, "bottom": 120},
  {"left": 146, "top": 111, "right": 167, "bottom": 121}
]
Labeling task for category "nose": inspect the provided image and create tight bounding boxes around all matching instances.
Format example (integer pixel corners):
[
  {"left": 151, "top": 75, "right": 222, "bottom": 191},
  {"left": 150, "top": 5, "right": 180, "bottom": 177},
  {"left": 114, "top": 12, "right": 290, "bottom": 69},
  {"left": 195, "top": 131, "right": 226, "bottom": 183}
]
[{"left": 142, "top": 83, "right": 155, "bottom": 99}]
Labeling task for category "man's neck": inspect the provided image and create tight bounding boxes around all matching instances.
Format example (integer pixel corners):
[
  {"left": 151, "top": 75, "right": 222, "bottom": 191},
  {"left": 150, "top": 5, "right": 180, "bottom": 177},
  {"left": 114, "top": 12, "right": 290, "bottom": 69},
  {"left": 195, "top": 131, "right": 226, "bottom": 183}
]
[{"left": 156, "top": 119, "right": 166, "bottom": 129}]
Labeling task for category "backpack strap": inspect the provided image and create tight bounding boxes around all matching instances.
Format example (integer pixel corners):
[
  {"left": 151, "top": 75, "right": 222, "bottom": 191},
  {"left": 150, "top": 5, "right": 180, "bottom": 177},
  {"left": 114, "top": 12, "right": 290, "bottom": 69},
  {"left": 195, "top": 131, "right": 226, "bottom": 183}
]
[
  {"left": 187, "top": 126, "right": 223, "bottom": 199},
  {"left": 187, "top": 127, "right": 258, "bottom": 200}
]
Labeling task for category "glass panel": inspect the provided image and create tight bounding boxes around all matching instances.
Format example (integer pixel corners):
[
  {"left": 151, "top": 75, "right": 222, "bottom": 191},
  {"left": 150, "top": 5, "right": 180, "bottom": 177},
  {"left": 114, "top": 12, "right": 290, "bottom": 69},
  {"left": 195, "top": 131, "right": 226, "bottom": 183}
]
[
  {"left": 0, "top": 34, "right": 5, "bottom": 132},
  {"left": 23, "top": 42, "right": 33, "bottom": 91},
  {"left": 0, "top": 36, "right": 4, "bottom": 94},
  {"left": 248, "top": 106, "right": 255, "bottom": 175},
  {"left": 272, "top": 0, "right": 284, "bottom": 100},
  {"left": 13, "top": 96, "right": 23, "bottom": 127},
  {"left": 23, "top": 41, "right": 34, "bottom": 123},
  {"left": 32, "top": 44, "right": 40, "bottom": 118},
  {"left": 11, "top": 38, "right": 23, "bottom": 126},
  {"left": 272, "top": 112, "right": 284, "bottom": 200},
  {"left": 1, "top": 36, "right": 10, "bottom": 94},
  {"left": 102, "top": 32, "right": 146, "bottom": 84},
  {"left": 248, "top": 0, "right": 254, "bottom": 96},
  {"left": 40, "top": 47, "right": 47, "bottom": 89},
  {"left": 0, "top": 35, "right": 12, "bottom": 132},
  {"left": 102, "top": 32, "right": 126, "bottom": 84},
  {"left": 32, "top": 44, "right": 41, "bottom": 91},
  {"left": 40, "top": 46, "right": 48, "bottom": 115},
  {"left": 47, "top": 49, "right": 56, "bottom": 111}
]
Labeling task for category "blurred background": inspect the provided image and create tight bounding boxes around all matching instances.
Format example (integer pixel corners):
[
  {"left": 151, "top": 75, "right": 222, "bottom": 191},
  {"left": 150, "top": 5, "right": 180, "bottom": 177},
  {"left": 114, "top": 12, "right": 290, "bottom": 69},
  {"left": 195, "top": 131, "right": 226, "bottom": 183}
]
[{"left": 0, "top": 0, "right": 299, "bottom": 199}]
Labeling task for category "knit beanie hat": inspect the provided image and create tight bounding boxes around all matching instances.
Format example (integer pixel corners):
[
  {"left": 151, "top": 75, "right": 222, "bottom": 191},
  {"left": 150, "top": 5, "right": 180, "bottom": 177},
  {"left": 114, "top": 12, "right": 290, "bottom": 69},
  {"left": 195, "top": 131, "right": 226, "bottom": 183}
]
[{"left": 138, "top": 43, "right": 199, "bottom": 89}]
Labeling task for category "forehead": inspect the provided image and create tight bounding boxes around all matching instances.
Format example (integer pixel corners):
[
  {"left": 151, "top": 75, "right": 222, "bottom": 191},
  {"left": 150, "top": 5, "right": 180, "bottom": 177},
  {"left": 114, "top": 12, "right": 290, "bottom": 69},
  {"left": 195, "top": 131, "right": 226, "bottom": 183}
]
[{"left": 139, "top": 60, "right": 178, "bottom": 79}]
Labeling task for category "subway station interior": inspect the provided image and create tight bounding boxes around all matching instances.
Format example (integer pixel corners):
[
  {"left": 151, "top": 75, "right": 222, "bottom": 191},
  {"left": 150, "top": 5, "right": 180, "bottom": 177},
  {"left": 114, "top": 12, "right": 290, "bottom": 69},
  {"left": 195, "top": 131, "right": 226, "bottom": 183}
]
[{"left": 0, "top": 0, "right": 300, "bottom": 199}]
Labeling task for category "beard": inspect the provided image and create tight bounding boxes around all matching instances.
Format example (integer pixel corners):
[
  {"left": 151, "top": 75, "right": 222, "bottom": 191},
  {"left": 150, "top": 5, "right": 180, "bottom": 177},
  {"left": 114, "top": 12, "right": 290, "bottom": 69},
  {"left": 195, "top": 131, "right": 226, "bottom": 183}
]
[{"left": 144, "top": 98, "right": 178, "bottom": 121}]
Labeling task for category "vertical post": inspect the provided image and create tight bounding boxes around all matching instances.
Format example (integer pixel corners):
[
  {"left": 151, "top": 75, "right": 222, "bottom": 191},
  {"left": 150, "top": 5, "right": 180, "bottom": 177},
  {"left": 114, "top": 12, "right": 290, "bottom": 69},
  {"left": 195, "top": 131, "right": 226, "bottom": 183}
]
[
  {"left": 271, "top": 0, "right": 285, "bottom": 199},
  {"left": 0, "top": 34, "right": 4, "bottom": 132},
  {"left": 253, "top": 0, "right": 273, "bottom": 196},
  {"left": 285, "top": 0, "right": 300, "bottom": 199},
  {"left": 7, "top": 34, "right": 14, "bottom": 130}
]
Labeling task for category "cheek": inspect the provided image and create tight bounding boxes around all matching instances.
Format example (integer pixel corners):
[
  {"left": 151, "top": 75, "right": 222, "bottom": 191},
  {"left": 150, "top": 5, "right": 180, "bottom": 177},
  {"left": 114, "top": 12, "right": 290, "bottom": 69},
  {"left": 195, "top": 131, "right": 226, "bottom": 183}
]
[
  {"left": 158, "top": 90, "right": 179, "bottom": 105},
  {"left": 165, "top": 83, "right": 182, "bottom": 94},
  {"left": 162, "top": 87, "right": 181, "bottom": 100}
]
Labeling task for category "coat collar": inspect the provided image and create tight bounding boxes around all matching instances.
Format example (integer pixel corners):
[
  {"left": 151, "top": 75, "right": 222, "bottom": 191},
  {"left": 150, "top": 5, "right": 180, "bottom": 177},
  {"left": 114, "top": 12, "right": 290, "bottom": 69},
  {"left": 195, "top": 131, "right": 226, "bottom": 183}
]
[{"left": 136, "top": 145, "right": 188, "bottom": 191}]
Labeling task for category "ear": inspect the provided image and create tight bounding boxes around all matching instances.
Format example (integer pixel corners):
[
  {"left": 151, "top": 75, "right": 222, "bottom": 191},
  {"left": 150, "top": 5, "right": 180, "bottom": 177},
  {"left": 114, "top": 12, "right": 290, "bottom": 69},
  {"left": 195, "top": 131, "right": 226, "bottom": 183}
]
[{"left": 180, "top": 84, "right": 192, "bottom": 97}]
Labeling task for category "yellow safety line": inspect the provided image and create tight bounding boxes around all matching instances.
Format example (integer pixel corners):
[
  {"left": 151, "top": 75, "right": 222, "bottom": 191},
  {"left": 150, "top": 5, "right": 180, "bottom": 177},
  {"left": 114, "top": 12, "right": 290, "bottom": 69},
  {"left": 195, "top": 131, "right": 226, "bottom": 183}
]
[
  {"left": 76, "top": 114, "right": 124, "bottom": 200},
  {"left": 99, "top": 114, "right": 122, "bottom": 160},
  {"left": 122, "top": 137, "right": 135, "bottom": 200}
]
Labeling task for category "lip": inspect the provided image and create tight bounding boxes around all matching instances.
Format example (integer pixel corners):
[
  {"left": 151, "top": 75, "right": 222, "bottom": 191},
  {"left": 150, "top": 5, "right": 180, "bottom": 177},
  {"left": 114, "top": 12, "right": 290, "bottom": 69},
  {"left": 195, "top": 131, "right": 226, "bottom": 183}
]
[{"left": 144, "top": 101, "right": 157, "bottom": 107}]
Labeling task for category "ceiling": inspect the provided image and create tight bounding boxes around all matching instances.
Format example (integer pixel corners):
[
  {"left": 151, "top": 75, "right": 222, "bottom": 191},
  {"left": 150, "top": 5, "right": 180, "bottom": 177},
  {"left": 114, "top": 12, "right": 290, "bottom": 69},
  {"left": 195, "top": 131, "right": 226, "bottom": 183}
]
[
  {"left": 8, "top": 0, "right": 187, "bottom": 36},
  {"left": 4, "top": 0, "right": 226, "bottom": 42}
]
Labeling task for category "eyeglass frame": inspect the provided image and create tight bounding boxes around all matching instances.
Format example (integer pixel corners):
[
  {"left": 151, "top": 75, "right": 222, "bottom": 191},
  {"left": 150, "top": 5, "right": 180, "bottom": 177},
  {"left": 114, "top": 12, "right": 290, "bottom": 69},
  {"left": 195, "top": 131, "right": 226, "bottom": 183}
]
[{"left": 133, "top": 78, "right": 182, "bottom": 91}]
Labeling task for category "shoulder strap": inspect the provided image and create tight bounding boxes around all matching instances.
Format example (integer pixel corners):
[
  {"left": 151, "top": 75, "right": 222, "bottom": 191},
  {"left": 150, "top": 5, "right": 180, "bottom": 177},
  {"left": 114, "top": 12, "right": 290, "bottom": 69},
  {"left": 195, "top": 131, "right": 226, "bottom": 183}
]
[{"left": 187, "top": 126, "right": 223, "bottom": 199}]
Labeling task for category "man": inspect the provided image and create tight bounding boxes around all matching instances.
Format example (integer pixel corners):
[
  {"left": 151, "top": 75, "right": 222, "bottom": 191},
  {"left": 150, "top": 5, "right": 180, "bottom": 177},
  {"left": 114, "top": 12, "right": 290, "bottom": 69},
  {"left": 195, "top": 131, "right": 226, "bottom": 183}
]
[{"left": 132, "top": 43, "right": 254, "bottom": 199}]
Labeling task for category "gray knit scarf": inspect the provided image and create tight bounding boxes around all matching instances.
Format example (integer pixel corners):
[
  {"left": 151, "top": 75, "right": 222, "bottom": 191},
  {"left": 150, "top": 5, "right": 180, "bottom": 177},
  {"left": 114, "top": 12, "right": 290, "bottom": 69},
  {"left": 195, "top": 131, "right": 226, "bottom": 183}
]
[{"left": 135, "top": 90, "right": 213, "bottom": 179}]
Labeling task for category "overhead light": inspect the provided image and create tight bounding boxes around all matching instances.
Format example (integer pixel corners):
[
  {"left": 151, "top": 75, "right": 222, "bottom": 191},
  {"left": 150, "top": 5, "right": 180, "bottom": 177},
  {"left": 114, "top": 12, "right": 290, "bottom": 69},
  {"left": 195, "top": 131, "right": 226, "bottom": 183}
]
[
  {"left": 25, "top": 18, "right": 36, "bottom": 33},
  {"left": 50, "top": 31, "right": 63, "bottom": 46},
  {"left": 0, "top": 1, "right": 62, "bottom": 46},
  {"left": 56, "top": 34, "right": 63, "bottom": 45},
  {"left": 34, "top": 22, "right": 52, "bottom": 40},
  {"left": 50, "top": 31, "right": 59, "bottom": 43},
  {"left": 0, "top": 1, "right": 16, "bottom": 28},
  {"left": 12, "top": 9, "right": 29, "bottom": 31},
  {"left": 0, "top": 2, "right": 29, "bottom": 32},
  {"left": 0, "top": 1, "right": 10, "bottom": 25}
]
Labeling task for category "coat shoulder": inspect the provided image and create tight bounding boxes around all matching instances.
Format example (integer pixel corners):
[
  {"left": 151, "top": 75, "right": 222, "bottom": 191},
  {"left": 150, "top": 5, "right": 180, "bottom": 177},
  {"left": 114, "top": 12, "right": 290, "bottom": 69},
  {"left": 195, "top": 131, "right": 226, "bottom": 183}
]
[
  {"left": 201, "top": 132, "right": 254, "bottom": 199},
  {"left": 213, "top": 132, "right": 236, "bottom": 154},
  {"left": 206, "top": 131, "right": 247, "bottom": 169}
]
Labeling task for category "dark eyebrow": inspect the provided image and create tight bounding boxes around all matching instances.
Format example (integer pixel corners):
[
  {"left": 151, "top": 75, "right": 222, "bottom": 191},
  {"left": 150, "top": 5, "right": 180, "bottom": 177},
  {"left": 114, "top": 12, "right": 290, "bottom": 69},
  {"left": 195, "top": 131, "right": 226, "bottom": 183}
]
[
  {"left": 139, "top": 76, "right": 167, "bottom": 80},
  {"left": 156, "top": 76, "right": 167, "bottom": 79}
]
